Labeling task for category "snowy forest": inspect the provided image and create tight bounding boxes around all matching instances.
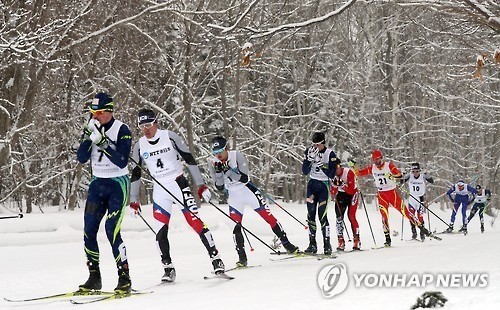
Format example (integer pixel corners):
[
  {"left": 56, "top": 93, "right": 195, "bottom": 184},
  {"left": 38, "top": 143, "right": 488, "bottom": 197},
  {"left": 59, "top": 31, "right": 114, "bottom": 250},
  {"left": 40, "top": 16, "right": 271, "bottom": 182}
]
[{"left": 0, "top": 0, "right": 499, "bottom": 213}]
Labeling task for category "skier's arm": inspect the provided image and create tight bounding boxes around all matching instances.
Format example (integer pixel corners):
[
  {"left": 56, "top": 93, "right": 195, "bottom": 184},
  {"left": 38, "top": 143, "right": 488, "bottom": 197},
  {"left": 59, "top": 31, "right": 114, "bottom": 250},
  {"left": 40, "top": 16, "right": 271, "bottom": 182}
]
[
  {"left": 209, "top": 159, "right": 225, "bottom": 191},
  {"left": 388, "top": 162, "right": 402, "bottom": 180},
  {"left": 402, "top": 173, "right": 410, "bottom": 183},
  {"left": 130, "top": 142, "right": 143, "bottom": 203},
  {"left": 322, "top": 151, "right": 338, "bottom": 179},
  {"left": 342, "top": 169, "right": 357, "bottom": 195},
  {"left": 97, "top": 124, "right": 132, "bottom": 169},
  {"left": 356, "top": 165, "right": 372, "bottom": 177},
  {"left": 224, "top": 151, "right": 249, "bottom": 184},
  {"left": 485, "top": 189, "right": 492, "bottom": 200},
  {"left": 301, "top": 148, "right": 312, "bottom": 175},
  {"left": 446, "top": 187, "right": 455, "bottom": 201},
  {"left": 423, "top": 173, "right": 434, "bottom": 184},
  {"left": 169, "top": 131, "right": 204, "bottom": 186},
  {"left": 77, "top": 140, "right": 92, "bottom": 164}
]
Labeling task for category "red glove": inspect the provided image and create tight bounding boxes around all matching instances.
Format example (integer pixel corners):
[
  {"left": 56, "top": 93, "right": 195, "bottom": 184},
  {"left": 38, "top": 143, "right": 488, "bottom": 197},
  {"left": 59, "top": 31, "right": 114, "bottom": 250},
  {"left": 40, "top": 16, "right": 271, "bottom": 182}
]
[
  {"left": 329, "top": 185, "right": 338, "bottom": 197},
  {"left": 130, "top": 202, "right": 141, "bottom": 215},
  {"left": 197, "top": 184, "right": 211, "bottom": 202}
]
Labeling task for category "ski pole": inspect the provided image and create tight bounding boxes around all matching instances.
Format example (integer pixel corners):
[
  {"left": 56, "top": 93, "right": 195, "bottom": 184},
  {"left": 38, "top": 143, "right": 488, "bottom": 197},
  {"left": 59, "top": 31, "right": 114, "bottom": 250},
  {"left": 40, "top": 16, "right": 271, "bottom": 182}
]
[
  {"left": 344, "top": 221, "right": 352, "bottom": 242},
  {"left": 427, "top": 205, "right": 431, "bottom": 231},
  {"left": 207, "top": 201, "right": 279, "bottom": 254},
  {"left": 359, "top": 191, "right": 377, "bottom": 246},
  {"left": 401, "top": 212, "right": 404, "bottom": 241},
  {"left": 138, "top": 213, "right": 156, "bottom": 234},
  {"left": 249, "top": 182, "right": 308, "bottom": 230},
  {"left": 241, "top": 224, "right": 254, "bottom": 251},
  {"left": 0, "top": 214, "right": 23, "bottom": 220},
  {"left": 100, "top": 130, "right": 279, "bottom": 254}
]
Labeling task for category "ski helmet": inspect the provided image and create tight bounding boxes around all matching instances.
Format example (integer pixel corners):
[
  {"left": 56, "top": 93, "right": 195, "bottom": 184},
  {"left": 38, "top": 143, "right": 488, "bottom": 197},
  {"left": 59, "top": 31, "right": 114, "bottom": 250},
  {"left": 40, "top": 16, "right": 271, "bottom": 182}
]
[
  {"left": 476, "top": 184, "right": 482, "bottom": 190},
  {"left": 457, "top": 180, "right": 465, "bottom": 188},
  {"left": 311, "top": 132, "right": 325, "bottom": 144},
  {"left": 372, "top": 149, "right": 383, "bottom": 161},
  {"left": 212, "top": 136, "right": 227, "bottom": 154},
  {"left": 411, "top": 162, "right": 421, "bottom": 171}
]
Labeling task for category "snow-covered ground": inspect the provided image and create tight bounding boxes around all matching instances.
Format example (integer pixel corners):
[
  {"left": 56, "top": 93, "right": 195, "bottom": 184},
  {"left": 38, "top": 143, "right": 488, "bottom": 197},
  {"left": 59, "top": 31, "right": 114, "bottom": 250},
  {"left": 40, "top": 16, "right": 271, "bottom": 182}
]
[{"left": 0, "top": 199, "right": 498, "bottom": 309}]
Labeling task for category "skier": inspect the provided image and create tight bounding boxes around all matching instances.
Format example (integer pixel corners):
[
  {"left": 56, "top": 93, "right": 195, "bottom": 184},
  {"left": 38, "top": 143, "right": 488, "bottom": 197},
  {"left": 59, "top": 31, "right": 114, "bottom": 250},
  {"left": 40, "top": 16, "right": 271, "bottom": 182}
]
[
  {"left": 208, "top": 136, "right": 299, "bottom": 266},
  {"left": 302, "top": 132, "right": 338, "bottom": 255},
  {"left": 129, "top": 109, "right": 225, "bottom": 282},
  {"left": 445, "top": 180, "right": 477, "bottom": 233},
  {"left": 402, "top": 162, "right": 434, "bottom": 241},
  {"left": 354, "top": 150, "right": 430, "bottom": 247},
  {"left": 466, "top": 184, "right": 491, "bottom": 233},
  {"left": 76, "top": 92, "right": 133, "bottom": 293},
  {"left": 330, "top": 161, "right": 361, "bottom": 251}
]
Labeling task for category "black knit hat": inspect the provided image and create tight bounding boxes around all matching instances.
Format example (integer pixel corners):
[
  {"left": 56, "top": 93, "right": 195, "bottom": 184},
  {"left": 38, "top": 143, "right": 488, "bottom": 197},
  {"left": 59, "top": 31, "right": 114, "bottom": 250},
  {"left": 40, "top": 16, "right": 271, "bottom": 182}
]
[
  {"left": 90, "top": 92, "right": 114, "bottom": 112},
  {"left": 137, "top": 108, "right": 157, "bottom": 125},
  {"left": 312, "top": 132, "right": 326, "bottom": 144}
]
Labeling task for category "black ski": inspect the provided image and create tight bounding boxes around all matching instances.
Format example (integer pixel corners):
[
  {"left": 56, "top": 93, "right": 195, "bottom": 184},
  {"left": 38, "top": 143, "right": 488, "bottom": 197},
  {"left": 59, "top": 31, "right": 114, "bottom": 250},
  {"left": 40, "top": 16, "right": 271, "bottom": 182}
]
[
  {"left": 203, "top": 273, "right": 235, "bottom": 280},
  {"left": 225, "top": 265, "right": 261, "bottom": 272},
  {"left": 270, "top": 252, "right": 337, "bottom": 261},
  {"left": 335, "top": 248, "right": 365, "bottom": 254}
]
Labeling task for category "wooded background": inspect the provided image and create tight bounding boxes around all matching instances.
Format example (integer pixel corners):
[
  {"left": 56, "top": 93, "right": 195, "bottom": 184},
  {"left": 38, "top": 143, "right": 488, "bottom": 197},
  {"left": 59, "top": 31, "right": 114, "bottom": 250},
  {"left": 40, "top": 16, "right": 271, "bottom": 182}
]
[{"left": 1, "top": 0, "right": 498, "bottom": 213}]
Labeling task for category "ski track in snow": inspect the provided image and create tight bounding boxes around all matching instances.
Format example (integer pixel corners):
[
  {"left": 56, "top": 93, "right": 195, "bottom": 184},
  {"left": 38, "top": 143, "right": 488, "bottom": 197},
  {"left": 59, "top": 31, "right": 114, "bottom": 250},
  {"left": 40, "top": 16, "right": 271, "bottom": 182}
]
[{"left": 0, "top": 202, "right": 498, "bottom": 309}]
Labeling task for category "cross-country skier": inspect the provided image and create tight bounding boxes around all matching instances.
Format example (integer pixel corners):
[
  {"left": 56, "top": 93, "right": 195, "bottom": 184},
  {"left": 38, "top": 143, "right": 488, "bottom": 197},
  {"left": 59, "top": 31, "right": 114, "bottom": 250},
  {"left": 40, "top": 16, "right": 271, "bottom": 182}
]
[
  {"left": 76, "top": 92, "right": 133, "bottom": 293},
  {"left": 128, "top": 109, "right": 225, "bottom": 283},
  {"left": 402, "top": 162, "right": 434, "bottom": 241},
  {"left": 208, "top": 136, "right": 299, "bottom": 267},
  {"left": 466, "top": 184, "right": 491, "bottom": 233},
  {"left": 302, "top": 132, "right": 338, "bottom": 255},
  {"left": 445, "top": 180, "right": 477, "bottom": 233},
  {"left": 354, "top": 150, "right": 431, "bottom": 246},
  {"left": 330, "top": 161, "right": 361, "bottom": 251}
]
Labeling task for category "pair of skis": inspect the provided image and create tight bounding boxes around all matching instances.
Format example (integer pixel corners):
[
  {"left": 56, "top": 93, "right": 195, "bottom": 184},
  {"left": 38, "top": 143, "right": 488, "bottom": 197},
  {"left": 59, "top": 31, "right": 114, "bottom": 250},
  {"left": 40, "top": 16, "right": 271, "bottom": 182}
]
[
  {"left": 4, "top": 289, "right": 151, "bottom": 304},
  {"left": 269, "top": 251, "right": 338, "bottom": 261},
  {"left": 5, "top": 270, "right": 237, "bottom": 305}
]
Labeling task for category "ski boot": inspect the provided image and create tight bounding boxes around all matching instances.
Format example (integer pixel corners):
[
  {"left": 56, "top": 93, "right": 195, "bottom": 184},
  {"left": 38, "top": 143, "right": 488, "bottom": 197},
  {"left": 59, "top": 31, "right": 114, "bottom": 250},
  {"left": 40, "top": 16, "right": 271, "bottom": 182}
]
[
  {"left": 79, "top": 261, "right": 102, "bottom": 292},
  {"left": 282, "top": 240, "right": 299, "bottom": 254},
  {"left": 411, "top": 224, "right": 418, "bottom": 240},
  {"left": 211, "top": 255, "right": 225, "bottom": 275},
  {"left": 444, "top": 224, "right": 453, "bottom": 233},
  {"left": 161, "top": 262, "right": 176, "bottom": 283},
  {"left": 236, "top": 248, "right": 248, "bottom": 267},
  {"left": 114, "top": 264, "right": 132, "bottom": 294},
  {"left": 419, "top": 228, "right": 426, "bottom": 242},
  {"left": 459, "top": 224, "right": 468, "bottom": 235},
  {"left": 384, "top": 232, "right": 391, "bottom": 247},
  {"left": 481, "top": 223, "right": 484, "bottom": 233},
  {"left": 336, "top": 236, "right": 345, "bottom": 251},
  {"left": 304, "top": 236, "right": 317, "bottom": 254},
  {"left": 323, "top": 237, "right": 332, "bottom": 255},
  {"left": 353, "top": 234, "right": 361, "bottom": 251}
]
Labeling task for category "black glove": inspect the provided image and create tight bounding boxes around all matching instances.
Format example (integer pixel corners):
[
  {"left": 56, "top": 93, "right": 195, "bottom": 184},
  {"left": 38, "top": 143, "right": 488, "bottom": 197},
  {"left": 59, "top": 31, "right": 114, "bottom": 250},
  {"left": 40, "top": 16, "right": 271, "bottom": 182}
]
[
  {"left": 214, "top": 161, "right": 230, "bottom": 173},
  {"left": 332, "top": 177, "right": 343, "bottom": 187}
]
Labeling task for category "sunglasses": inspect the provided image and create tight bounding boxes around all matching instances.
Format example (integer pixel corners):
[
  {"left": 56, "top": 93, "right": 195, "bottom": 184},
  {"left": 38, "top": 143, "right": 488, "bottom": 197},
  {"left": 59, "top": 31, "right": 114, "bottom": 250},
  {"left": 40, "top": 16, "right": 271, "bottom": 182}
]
[
  {"left": 89, "top": 108, "right": 108, "bottom": 115},
  {"left": 139, "top": 122, "right": 155, "bottom": 130},
  {"left": 212, "top": 148, "right": 225, "bottom": 155}
]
